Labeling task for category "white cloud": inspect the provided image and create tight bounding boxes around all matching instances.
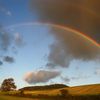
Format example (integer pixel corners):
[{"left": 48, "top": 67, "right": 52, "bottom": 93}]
[{"left": 24, "top": 70, "right": 61, "bottom": 84}]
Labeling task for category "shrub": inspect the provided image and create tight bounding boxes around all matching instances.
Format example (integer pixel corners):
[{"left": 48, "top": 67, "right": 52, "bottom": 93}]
[{"left": 60, "top": 89, "right": 69, "bottom": 97}]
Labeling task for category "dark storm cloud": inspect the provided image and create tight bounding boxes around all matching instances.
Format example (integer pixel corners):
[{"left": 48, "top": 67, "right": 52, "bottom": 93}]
[
  {"left": 3, "top": 56, "right": 14, "bottom": 63},
  {"left": 46, "top": 27, "right": 100, "bottom": 68},
  {"left": 24, "top": 70, "right": 60, "bottom": 84},
  {"left": 30, "top": 0, "right": 100, "bottom": 43}
]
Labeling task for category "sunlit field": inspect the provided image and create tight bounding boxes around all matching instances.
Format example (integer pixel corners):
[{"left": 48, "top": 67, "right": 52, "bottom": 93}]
[{"left": 0, "top": 84, "right": 100, "bottom": 100}]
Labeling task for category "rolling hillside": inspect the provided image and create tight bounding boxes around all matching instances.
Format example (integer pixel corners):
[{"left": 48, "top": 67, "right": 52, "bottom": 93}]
[
  {"left": 65, "top": 84, "right": 100, "bottom": 95},
  {"left": 19, "top": 84, "right": 68, "bottom": 91},
  {"left": 22, "top": 84, "right": 100, "bottom": 96},
  {"left": 0, "top": 84, "right": 100, "bottom": 100}
]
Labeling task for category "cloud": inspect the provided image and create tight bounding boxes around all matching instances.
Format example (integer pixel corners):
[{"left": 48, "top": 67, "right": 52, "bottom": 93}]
[
  {"left": 46, "top": 27, "right": 100, "bottom": 68},
  {"left": 95, "top": 68, "right": 100, "bottom": 75},
  {"left": 0, "top": 6, "right": 12, "bottom": 16},
  {"left": 0, "top": 61, "right": 3, "bottom": 66},
  {"left": 14, "top": 33, "right": 24, "bottom": 47},
  {"left": 71, "top": 75, "right": 90, "bottom": 80},
  {"left": 0, "top": 27, "right": 13, "bottom": 65},
  {"left": 30, "top": 0, "right": 100, "bottom": 43},
  {"left": 0, "top": 31, "right": 12, "bottom": 51},
  {"left": 3, "top": 56, "right": 14, "bottom": 63},
  {"left": 0, "top": 31, "right": 25, "bottom": 50},
  {"left": 12, "top": 46, "right": 18, "bottom": 54},
  {"left": 60, "top": 76, "right": 70, "bottom": 83},
  {"left": 24, "top": 70, "right": 61, "bottom": 84},
  {"left": 0, "top": 26, "right": 26, "bottom": 65},
  {"left": 6, "top": 11, "right": 12, "bottom": 16}
]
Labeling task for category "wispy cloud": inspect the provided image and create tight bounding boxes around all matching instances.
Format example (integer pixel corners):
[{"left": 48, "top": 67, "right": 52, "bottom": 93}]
[
  {"left": 14, "top": 33, "right": 24, "bottom": 47},
  {"left": 71, "top": 75, "right": 90, "bottom": 81},
  {"left": 0, "top": 26, "right": 25, "bottom": 65},
  {"left": 6, "top": 11, "right": 12, "bottom": 16},
  {"left": 0, "top": 30, "right": 12, "bottom": 51},
  {"left": 95, "top": 67, "right": 100, "bottom": 76},
  {"left": 60, "top": 76, "right": 70, "bottom": 83},
  {"left": 0, "top": 6, "right": 12, "bottom": 16}
]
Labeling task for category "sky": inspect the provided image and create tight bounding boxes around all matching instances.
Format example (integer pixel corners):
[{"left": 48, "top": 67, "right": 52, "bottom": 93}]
[{"left": 0, "top": 0, "right": 100, "bottom": 89}]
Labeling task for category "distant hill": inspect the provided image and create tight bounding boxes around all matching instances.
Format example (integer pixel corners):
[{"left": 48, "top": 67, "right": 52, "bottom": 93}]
[
  {"left": 19, "top": 84, "right": 68, "bottom": 91},
  {"left": 19, "top": 84, "right": 100, "bottom": 95},
  {"left": 19, "top": 84, "right": 100, "bottom": 96}
]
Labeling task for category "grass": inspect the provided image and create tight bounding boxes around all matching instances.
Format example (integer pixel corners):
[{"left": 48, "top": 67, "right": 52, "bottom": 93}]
[
  {"left": 0, "top": 84, "right": 100, "bottom": 100},
  {"left": 0, "top": 95, "right": 39, "bottom": 100},
  {"left": 24, "top": 84, "right": 100, "bottom": 96},
  {"left": 66, "top": 84, "right": 100, "bottom": 95}
]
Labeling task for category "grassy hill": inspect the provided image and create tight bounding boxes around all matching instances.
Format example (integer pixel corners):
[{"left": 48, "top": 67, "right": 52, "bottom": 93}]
[
  {"left": 0, "top": 84, "right": 100, "bottom": 100},
  {"left": 66, "top": 84, "right": 100, "bottom": 95},
  {"left": 21, "top": 84, "right": 100, "bottom": 96},
  {"left": 19, "top": 84, "right": 68, "bottom": 91}
]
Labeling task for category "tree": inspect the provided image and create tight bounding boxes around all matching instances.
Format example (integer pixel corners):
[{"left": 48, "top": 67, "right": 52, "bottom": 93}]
[
  {"left": 1, "top": 78, "right": 17, "bottom": 91},
  {"left": 60, "top": 89, "right": 69, "bottom": 97}
]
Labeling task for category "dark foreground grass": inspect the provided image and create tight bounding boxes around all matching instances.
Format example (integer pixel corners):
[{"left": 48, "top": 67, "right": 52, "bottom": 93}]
[
  {"left": 1, "top": 94, "right": 100, "bottom": 100},
  {"left": 0, "top": 91, "right": 100, "bottom": 100},
  {"left": 0, "top": 95, "right": 39, "bottom": 100}
]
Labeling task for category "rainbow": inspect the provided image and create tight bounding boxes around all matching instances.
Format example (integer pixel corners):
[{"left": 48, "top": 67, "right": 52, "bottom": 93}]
[{"left": 6, "top": 22, "right": 100, "bottom": 48}]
